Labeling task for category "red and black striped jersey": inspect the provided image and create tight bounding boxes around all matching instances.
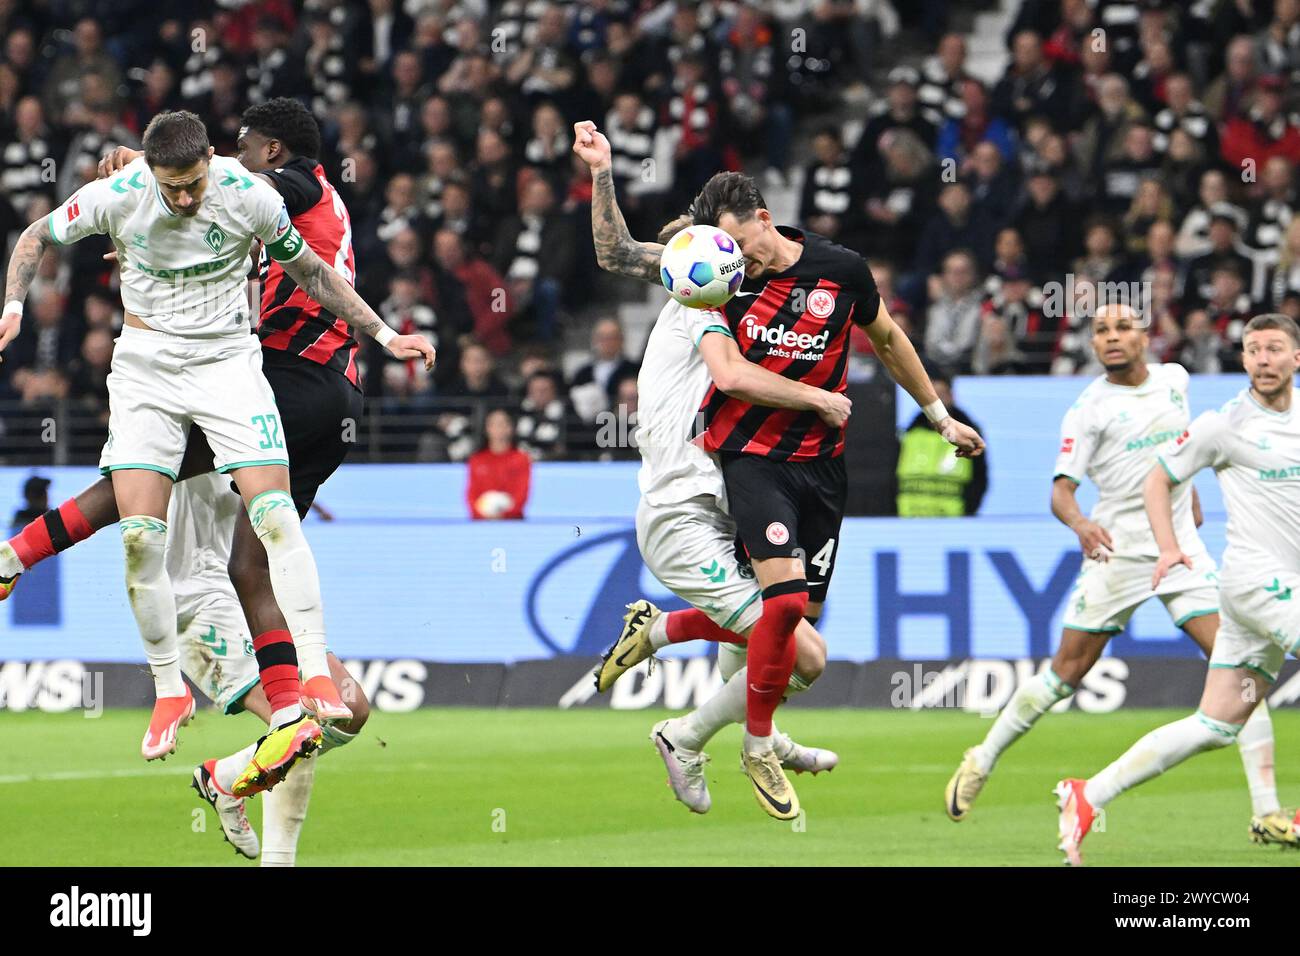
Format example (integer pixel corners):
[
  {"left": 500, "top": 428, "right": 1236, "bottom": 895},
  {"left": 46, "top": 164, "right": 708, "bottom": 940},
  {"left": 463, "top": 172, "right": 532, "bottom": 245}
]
[
  {"left": 700, "top": 227, "right": 881, "bottom": 461},
  {"left": 257, "top": 156, "right": 360, "bottom": 389}
]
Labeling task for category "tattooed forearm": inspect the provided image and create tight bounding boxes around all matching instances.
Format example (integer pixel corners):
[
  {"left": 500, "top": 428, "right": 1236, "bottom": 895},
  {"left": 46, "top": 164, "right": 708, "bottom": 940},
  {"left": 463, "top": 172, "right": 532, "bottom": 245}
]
[
  {"left": 5, "top": 219, "right": 54, "bottom": 304},
  {"left": 282, "top": 246, "right": 387, "bottom": 340},
  {"left": 591, "top": 168, "right": 664, "bottom": 283}
]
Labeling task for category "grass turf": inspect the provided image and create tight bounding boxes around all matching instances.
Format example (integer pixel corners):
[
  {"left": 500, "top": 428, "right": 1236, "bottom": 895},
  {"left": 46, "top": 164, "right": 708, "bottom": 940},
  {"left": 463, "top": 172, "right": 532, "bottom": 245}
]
[{"left": 2, "top": 706, "right": 1298, "bottom": 866}]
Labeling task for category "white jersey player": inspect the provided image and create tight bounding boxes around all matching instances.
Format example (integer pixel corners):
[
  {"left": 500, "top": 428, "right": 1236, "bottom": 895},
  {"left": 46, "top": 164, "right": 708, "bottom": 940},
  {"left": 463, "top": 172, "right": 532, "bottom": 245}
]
[
  {"left": 0, "top": 111, "right": 432, "bottom": 774},
  {"left": 947, "top": 304, "right": 1287, "bottom": 847},
  {"left": 169, "top": 474, "right": 362, "bottom": 865},
  {"left": 1057, "top": 313, "right": 1300, "bottom": 865}
]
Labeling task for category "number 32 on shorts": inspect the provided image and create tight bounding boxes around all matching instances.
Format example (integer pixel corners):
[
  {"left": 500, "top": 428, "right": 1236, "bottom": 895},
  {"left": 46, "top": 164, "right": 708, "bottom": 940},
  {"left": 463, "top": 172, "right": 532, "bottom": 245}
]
[{"left": 251, "top": 413, "right": 284, "bottom": 450}]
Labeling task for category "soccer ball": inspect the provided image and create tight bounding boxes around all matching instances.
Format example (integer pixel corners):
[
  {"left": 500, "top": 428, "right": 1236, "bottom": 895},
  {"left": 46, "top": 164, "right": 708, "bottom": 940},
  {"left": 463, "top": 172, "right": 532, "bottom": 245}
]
[{"left": 659, "top": 225, "right": 746, "bottom": 309}]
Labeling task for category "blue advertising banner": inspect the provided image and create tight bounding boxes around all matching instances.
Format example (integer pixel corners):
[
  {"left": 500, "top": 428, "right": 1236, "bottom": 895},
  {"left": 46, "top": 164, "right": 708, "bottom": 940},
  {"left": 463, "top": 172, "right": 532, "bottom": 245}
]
[{"left": 0, "top": 465, "right": 1225, "bottom": 663}]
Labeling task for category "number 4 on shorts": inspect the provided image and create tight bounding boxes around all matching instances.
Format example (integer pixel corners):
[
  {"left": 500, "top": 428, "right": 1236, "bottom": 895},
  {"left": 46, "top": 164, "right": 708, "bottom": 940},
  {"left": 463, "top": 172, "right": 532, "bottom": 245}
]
[
  {"left": 809, "top": 539, "right": 835, "bottom": 579},
  {"left": 251, "top": 413, "right": 284, "bottom": 450}
]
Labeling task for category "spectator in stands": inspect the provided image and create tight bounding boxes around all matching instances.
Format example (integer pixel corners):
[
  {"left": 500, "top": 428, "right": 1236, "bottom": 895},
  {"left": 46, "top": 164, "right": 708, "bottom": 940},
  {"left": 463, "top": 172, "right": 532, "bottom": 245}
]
[
  {"left": 988, "top": 268, "right": 1056, "bottom": 374},
  {"left": 1258, "top": 0, "right": 1300, "bottom": 74},
  {"left": 801, "top": 126, "right": 858, "bottom": 245},
  {"left": 858, "top": 127, "right": 934, "bottom": 266},
  {"left": 1220, "top": 73, "right": 1300, "bottom": 169},
  {"left": 1072, "top": 217, "right": 1127, "bottom": 285},
  {"left": 1098, "top": 124, "right": 1160, "bottom": 217},
  {"left": 434, "top": 229, "right": 514, "bottom": 357},
  {"left": 896, "top": 368, "right": 987, "bottom": 516},
  {"left": 991, "top": 29, "right": 1072, "bottom": 132},
  {"left": 1075, "top": 74, "right": 1147, "bottom": 184},
  {"left": 6, "top": 291, "right": 75, "bottom": 405},
  {"left": 605, "top": 89, "right": 669, "bottom": 240},
  {"left": 66, "top": 327, "right": 113, "bottom": 424},
  {"left": 851, "top": 65, "right": 937, "bottom": 182},
  {"left": 1183, "top": 263, "right": 1254, "bottom": 371},
  {"left": 924, "top": 249, "right": 984, "bottom": 371},
  {"left": 492, "top": 175, "right": 575, "bottom": 342},
  {"left": 1014, "top": 169, "right": 1081, "bottom": 280},
  {"left": 1175, "top": 169, "right": 1237, "bottom": 259},
  {"left": 43, "top": 19, "right": 122, "bottom": 127},
  {"left": 504, "top": 3, "right": 577, "bottom": 105},
  {"left": 663, "top": 51, "right": 723, "bottom": 212},
  {"left": 523, "top": 101, "right": 571, "bottom": 195},
  {"left": 1160, "top": 126, "right": 1209, "bottom": 217},
  {"left": 1203, "top": 35, "right": 1259, "bottom": 122},
  {"left": 1182, "top": 204, "right": 1255, "bottom": 310},
  {"left": 1152, "top": 72, "right": 1218, "bottom": 159},
  {"left": 516, "top": 370, "right": 571, "bottom": 461},
  {"left": 1245, "top": 155, "right": 1297, "bottom": 258},
  {"left": 377, "top": 271, "right": 445, "bottom": 391},
  {"left": 466, "top": 409, "right": 531, "bottom": 520},
  {"left": 918, "top": 32, "right": 970, "bottom": 129},
  {"left": 938, "top": 79, "right": 1016, "bottom": 166},
  {"left": 915, "top": 182, "right": 995, "bottom": 280},
  {"left": 570, "top": 318, "right": 639, "bottom": 408},
  {"left": 962, "top": 139, "right": 1019, "bottom": 228},
  {"left": 1121, "top": 178, "right": 1176, "bottom": 259},
  {"left": 1, "top": 97, "right": 56, "bottom": 217},
  {"left": 987, "top": 227, "right": 1032, "bottom": 291}
]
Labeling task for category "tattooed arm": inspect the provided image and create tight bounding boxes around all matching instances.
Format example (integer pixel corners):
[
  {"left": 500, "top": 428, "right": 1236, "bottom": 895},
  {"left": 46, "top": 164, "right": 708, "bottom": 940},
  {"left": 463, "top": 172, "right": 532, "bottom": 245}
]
[
  {"left": 0, "top": 218, "right": 57, "bottom": 357},
  {"left": 279, "top": 244, "right": 436, "bottom": 369},
  {"left": 573, "top": 121, "right": 664, "bottom": 284}
]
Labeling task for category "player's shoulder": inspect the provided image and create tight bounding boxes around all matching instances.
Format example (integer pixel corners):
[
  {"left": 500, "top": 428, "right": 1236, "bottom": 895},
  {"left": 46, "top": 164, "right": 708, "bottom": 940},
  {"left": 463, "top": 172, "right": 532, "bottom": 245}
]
[
  {"left": 1071, "top": 375, "right": 1108, "bottom": 410},
  {"left": 798, "top": 230, "right": 873, "bottom": 285},
  {"left": 83, "top": 156, "right": 151, "bottom": 208},
  {"left": 1152, "top": 361, "right": 1190, "bottom": 389}
]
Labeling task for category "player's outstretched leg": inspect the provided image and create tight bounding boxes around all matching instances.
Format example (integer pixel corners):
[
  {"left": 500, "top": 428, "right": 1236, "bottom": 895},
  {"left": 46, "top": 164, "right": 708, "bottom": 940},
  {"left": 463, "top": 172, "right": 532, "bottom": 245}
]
[
  {"left": 192, "top": 761, "right": 259, "bottom": 859},
  {"left": 597, "top": 602, "right": 749, "bottom": 692},
  {"left": 232, "top": 465, "right": 350, "bottom": 724},
  {"left": 0, "top": 483, "right": 109, "bottom": 601},
  {"left": 1056, "top": 667, "right": 1263, "bottom": 865},
  {"left": 947, "top": 629, "right": 1101, "bottom": 821}
]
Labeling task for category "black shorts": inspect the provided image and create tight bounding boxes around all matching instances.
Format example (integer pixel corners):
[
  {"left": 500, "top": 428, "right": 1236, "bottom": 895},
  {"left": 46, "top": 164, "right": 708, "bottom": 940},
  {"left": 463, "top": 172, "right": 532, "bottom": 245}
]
[
  {"left": 721, "top": 453, "right": 847, "bottom": 605},
  {"left": 261, "top": 350, "right": 364, "bottom": 516},
  {"left": 184, "top": 349, "right": 363, "bottom": 517}
]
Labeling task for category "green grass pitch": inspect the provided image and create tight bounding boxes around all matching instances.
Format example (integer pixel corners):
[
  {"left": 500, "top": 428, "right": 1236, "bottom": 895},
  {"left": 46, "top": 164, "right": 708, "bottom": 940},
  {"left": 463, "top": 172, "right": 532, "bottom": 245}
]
[{"left": 3, "top": 707, "right": 1299, "bottom": 866}]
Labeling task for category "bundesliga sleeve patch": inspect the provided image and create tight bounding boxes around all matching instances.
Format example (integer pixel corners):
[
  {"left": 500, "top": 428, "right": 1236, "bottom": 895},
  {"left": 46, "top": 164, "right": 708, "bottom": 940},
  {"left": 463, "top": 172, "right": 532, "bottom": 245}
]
[{"left": 265, "top": 222, "right": 305, "bottom": 262}]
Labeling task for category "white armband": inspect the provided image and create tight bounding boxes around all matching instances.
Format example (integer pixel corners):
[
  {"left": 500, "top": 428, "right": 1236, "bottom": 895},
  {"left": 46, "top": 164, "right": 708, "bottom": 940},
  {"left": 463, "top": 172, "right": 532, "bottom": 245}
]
[
  {"left": 374, "top": 324, "right": 397, "bottom": 347},
  {"left": 922, "top": 400, "right": 949, "bottom": 423},
  {"left": 3, "top": 300, "right": 23, "bottom": 318}
]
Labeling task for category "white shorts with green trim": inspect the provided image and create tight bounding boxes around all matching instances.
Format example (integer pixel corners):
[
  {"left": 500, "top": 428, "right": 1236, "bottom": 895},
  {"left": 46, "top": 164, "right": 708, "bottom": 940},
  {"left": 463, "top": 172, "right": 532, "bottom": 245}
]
[
  {"left": 176, "top": 585, "right": 259, "bottom": 714},
  {"left": 100, "top": 325, "right": 290, "bottom": 480},
  {"left": 1062, "top": 550, "right": 1220, "bottom": 634},
  {"left": 635, "top": 495, "right": 762, "bottom": 637},
  {"left": 1208, "top": 574, "right": 1300, "bottom": 683}
]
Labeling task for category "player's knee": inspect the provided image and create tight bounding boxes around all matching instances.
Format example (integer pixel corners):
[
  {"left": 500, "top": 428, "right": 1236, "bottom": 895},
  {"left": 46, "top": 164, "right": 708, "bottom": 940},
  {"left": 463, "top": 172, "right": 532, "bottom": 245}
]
[
  {"left": 760, "top": 580, "right": 809, "bottom": 633},
  {"left": 795, "top": 631, "right": 827, "bottom": 682},
  {"left": 341, "top": 676, "right": 370, "bottom": 732},
  {"left": 120, "top": 520, "right": 166, "bottom": 580}
]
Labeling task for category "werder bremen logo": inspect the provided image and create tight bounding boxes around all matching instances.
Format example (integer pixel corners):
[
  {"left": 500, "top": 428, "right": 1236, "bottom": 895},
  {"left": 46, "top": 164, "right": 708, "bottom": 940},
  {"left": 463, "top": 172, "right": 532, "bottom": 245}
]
[{"left": 203, "top": 223, "right": 227, "bottom": 254}]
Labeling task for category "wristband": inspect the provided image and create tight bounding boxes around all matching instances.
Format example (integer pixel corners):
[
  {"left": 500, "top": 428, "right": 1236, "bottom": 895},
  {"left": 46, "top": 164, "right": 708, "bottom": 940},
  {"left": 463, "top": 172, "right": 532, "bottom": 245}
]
[
  {"left": 3, "top": 300, "right": 22, "bottom": 318},
  {"left": 374, "top": 324, "right": 397, "bottom": 347},
  {"left": 922, "top": 399, "right": 949, "bottom": 423}
]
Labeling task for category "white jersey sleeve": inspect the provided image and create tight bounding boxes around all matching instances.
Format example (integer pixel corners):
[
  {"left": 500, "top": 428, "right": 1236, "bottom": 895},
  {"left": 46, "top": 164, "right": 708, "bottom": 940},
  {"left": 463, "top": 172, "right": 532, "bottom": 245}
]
[
  {"left": 1053, "top": 397, "right": 1098, "bottom": 484},
  {"left": 241, "top": 173, "right": 307, "bottom": 264},
  {"left": 688, "top": 308, "right": 734, "bottom": 348},
  {"left": 47, "top": 177, "right": 118, "bottom": 245},
  {"left": 1159, "top": 410, "right": 1230, "bottom": 483}
]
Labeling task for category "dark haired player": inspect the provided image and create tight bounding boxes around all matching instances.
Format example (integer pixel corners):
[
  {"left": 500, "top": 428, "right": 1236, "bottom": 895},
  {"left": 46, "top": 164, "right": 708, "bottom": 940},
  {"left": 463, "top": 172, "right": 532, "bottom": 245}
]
[
  {"left": 0, "top": 103, "right": 433, "bottom": 797},
  {"left": 574, "top": 119, "right": 984, "bottom": 817}
]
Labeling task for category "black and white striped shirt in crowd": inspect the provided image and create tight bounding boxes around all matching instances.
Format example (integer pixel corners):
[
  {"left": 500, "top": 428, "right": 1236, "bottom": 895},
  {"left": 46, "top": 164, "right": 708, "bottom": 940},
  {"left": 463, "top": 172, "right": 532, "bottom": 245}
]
[
  {"left": 607, "top": 105, "right": 658, "bottom": 191},
  {"left": 507, "top": 215, "right": 545, "bottom": 282},
  {"left": 304, "top": 34, "right": 354, "bottom": 113},
  {"left": 179, "top": 43, "right": 225, "bottom": 102},
  {"left": 491, "top": 0, "right": 572, "bottom": 59},
  {"left": 666, "top": 80, "right": 712, "bottom": 138},
  {"left": 803, "top": 162, "right": 854, "bottom": 218},
  {"left": 918, "top": 59, "right": 966, "bottom": 129},
  {"left": 0, "top": 135, "right": 53, "bottom": 214},
  {"left": 1152, "top": 101, "right": 1215, "bottom": 154}
]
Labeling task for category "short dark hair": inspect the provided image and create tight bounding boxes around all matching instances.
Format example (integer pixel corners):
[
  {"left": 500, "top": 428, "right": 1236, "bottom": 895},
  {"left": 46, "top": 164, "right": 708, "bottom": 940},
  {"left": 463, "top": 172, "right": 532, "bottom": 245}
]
[
  {"left": 142, "top": 111, "right": 210, "bottom": 169},
  {"left": 1244, "top": 313, "right": 1300, "bottom": 348},
  {"left": 242, "top": 97, "right": 322, "bottom": 160},
  {"left": 689, "top": 172, "right": 767, "bottom": 227}
]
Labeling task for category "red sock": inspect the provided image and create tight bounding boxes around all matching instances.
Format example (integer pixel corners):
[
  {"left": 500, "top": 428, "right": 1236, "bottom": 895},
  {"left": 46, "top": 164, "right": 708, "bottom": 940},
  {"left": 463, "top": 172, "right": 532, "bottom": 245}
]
[
  {"left": 665, "top": 608, "right": 742, "bottom": 644},
  {"left": 745, "top": 581, "right": 808, "bottom": 737},
  {"left": 252, "top": 629, "right": 301, "bottom": 713},
  {"left": 9, "top": 498, "right": 96, "bottom": 569}
]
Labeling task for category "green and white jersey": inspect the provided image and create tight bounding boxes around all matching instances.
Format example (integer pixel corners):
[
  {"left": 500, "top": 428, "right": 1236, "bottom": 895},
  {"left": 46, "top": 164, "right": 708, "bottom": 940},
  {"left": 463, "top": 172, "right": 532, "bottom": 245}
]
[
  {"left": 636, "top": 300, "right": 732, "bottom": 509},
  {"left": 1054, "top": 363, "right": 1203, "bottom": 558},
  {"left": 1160, "top": 387, "right": 1300, "bottom": 584},
  {"left": 164, "top": 472, "right": 240, "bottom": 609},
  {"left": 47, "top": 155, "right": 306, "bottom": 336}
]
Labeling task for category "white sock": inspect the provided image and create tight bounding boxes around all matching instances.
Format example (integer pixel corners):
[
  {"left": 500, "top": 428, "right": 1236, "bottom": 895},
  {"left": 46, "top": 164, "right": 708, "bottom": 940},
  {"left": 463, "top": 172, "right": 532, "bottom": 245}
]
[
  {"left": 247, "top": 491, "right": 329, "bottom": 681},
  {"left": 213, "top": 742, "right": 259, "bottom": 794},
  {"left": 1084, "top": 711, "right": 1239, "bottom": 809},
  {"left": 649, "top": 612, "right": 670, "bottom": 650},
  {"left": 120, "top": 516, "right": 184, "bottom": 698},
  {"left": 0, "top": 540, "right": 23, "bottom": 577},
  {"left": 261, "top": 756, "right": 315, "bottom": 867},
  {"left": 270, "top": 705, "right": 302, "bottom": 729},
  {"left": 1237, "top": 701, "right": 1280, "bottom": 816},
  {"left": 675, "top": 666, "right": 748, "bottom": 750},
  {"left": 318, "top": 723, "right": 357, "bottom": 755},
  {"left": 972, "top": 669, "right": 1072, "bottom": 772},
  {"left": 744, "top": 730, "right": 775, "bottom": 754}
]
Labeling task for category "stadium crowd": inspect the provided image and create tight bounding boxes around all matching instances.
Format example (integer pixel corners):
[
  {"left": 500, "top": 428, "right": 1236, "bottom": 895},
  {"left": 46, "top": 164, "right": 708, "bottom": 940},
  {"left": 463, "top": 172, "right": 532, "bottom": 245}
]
[{"left": 0, "top": 0, "right": 1298, "bottom": 463}]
